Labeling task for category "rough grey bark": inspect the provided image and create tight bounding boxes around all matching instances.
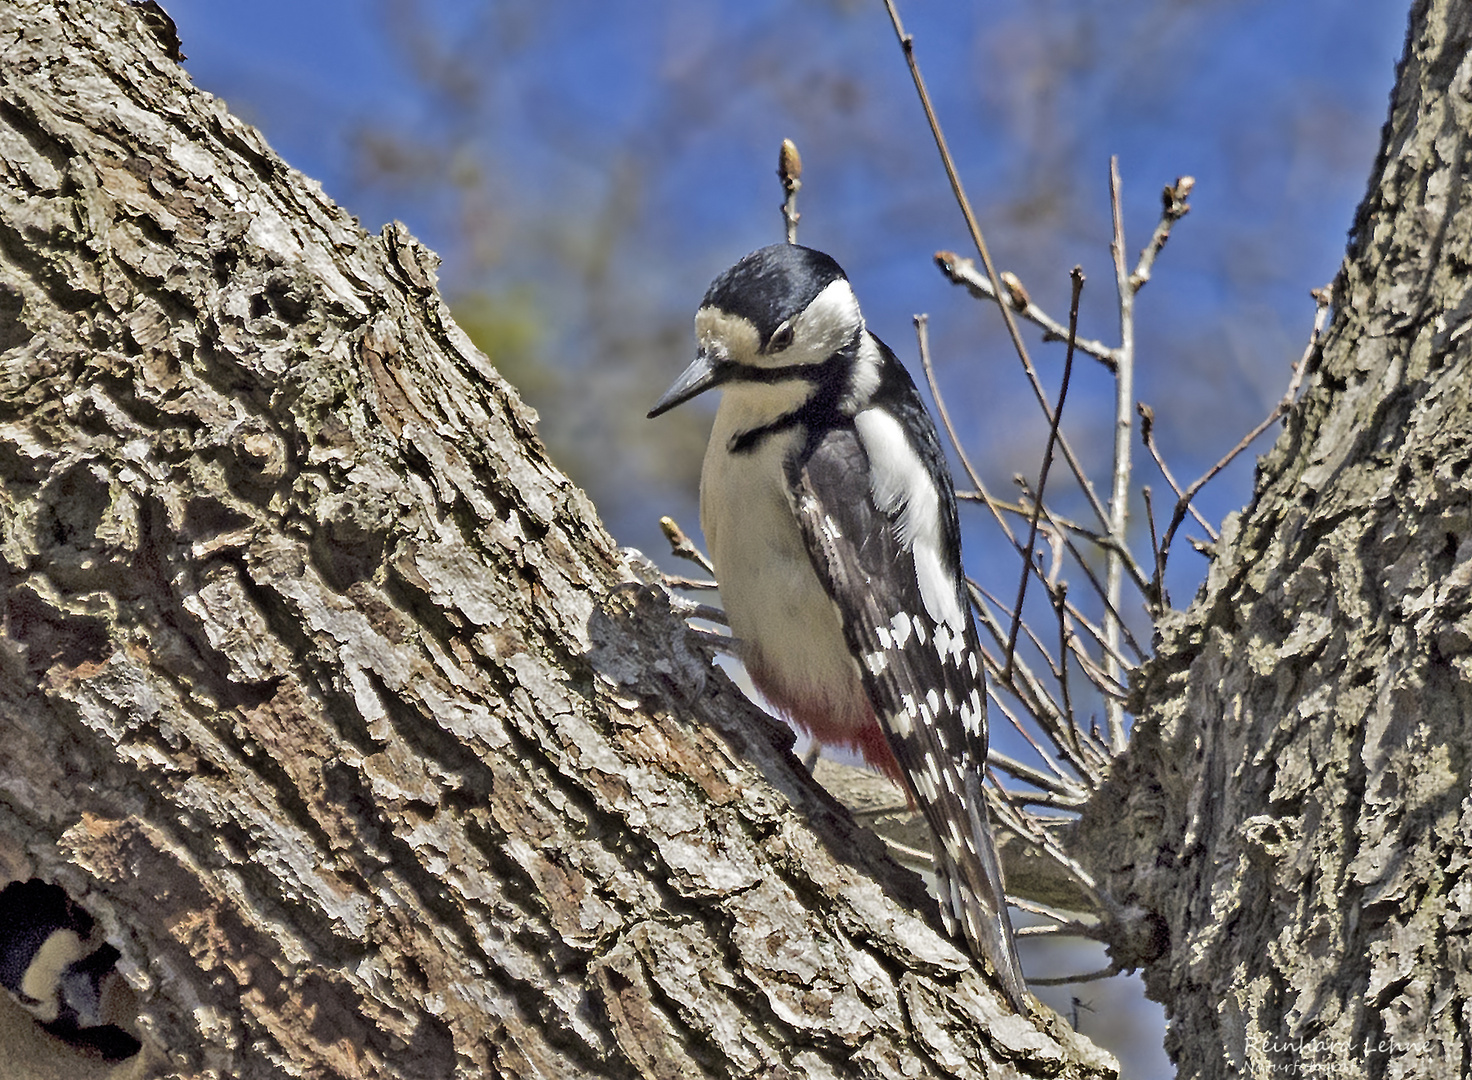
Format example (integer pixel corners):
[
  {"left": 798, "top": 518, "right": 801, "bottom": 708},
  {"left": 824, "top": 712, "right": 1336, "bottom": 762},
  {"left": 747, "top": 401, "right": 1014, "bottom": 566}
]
[
  {"left": 0, "top": 1, "right": 1114, "bottom": 1077},
  {"left": 1074, "top": 1, "right": 1472, "bottom": 1076}
]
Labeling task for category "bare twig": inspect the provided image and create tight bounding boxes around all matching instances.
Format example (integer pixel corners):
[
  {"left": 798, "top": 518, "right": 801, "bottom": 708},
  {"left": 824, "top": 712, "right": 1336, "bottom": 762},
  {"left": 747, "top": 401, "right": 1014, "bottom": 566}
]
[
  {"left": 665, "top": 595, "right": 729, "bottom": 625},
  {"left": 956, "top": 490, "right": 1152, "bottom": 601},
  {"left": 1009, "top": 897, "right": 1099, "bottom": 928},
  {"left": 1103, "top": 157, "right": 1133, "bottom": 755},
  {"left": 936, "top": 252, "right": 1122, "bottom": 371},
  {"left": 995, "top": 479, "right": 1148, "bottom": 666},
  {"left": 979, "top": 627, "right": 1080, "bottom": 772},
  {"left": 1066, "top": 647, "right": 1131, "bottom": 703},
  {"left": 1015, "top": 921, "right": 1102, "bottom": 940},
  {"left": 1053, "top": 582, "right": 1077, "bottom": 745},
  {"left": 1003, "top": 581, "right": 1068, "bottom": 685},
  {"left": 662, "top": 574, "right": 719, "bottom": 592},
  {"left": 1029, "top": 967, "right": 1123, "bottom": 987},
  {"left": 914, "top": 316, "right": 996, "bottom": 509},
  {"left": 919, "top": 317, "right": 1141, "bottom": 665},
  {"left": 975, "top": 589, "right": 1107, "bottom": 784},
  {"left": 985, "top": 778, "right": 1101, "bottom": 897},
  {"left": 1005, "top": 267, "right": 1084, "bottom": 679},
  {"left": 1009, "top": 789, "right": 1093, "bottom": 812},
  {"left": 986, "top": 686, "right": 1084, "bottom": 787},
  {"left": 1138, "top": 402, "right": 1217, "bottom": 540},
  {"left": 1129, "top": 176, "right": 1194, "bottom": 292},
  {"left": 879, "top": 835, "right": 936, "bottom": 865},
  {"left": 660, "top": 515, "right": 716, "bottom": 575},
  {"left": 987, "top": 749, "right": 1089, "bottom": 801},
  {"left": 882, "top": 0, "right": 1114, "bottom": 537},
  {"left": 1141, "top": 485, "right": 1165, "bottom": 611},
  {"left": 983, "top": 641, "right": 1101, "bottom": 788},
  {"left": 1156, "top": 286, "right": 1331, "bottom": 572},
  {"left": 778, "top": 138, "right": 802, "bottom": 245}
]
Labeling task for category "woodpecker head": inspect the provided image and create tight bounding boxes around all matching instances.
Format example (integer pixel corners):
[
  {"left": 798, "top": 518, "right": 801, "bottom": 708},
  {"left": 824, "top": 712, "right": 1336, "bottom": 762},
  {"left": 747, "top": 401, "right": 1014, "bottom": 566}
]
[{"left": 648, "top": 244, "right": 866, "bottom": 418}]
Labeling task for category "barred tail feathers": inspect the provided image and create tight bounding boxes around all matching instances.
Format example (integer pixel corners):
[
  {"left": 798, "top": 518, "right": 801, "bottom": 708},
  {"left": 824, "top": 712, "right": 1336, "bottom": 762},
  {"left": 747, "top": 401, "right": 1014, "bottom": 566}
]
[{"left": 941, "top": 769, "right": 1026, "bottom": 1010}]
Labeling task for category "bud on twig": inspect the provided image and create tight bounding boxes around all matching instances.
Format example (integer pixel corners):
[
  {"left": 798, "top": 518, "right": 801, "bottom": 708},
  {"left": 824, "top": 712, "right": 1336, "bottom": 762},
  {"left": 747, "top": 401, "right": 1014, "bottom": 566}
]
[
  {"left": 1000, "top": 271, "right": 1031, "bottom": 311},
  {"left": 1162, "top": 176, "right": 1194, "bottom": 221},
  {"left": 778, "top": 138, "right": 803, "bottom": 189},
  {"left": 779, "top": 139, "right": 803, "bottom": 244}
]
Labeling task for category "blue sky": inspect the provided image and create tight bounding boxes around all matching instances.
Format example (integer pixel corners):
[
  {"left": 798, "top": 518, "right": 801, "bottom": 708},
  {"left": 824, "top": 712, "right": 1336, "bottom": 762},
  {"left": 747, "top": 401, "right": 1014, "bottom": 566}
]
[{"left": 159, "top": 2, "right": 1411, "bottom": 1074}]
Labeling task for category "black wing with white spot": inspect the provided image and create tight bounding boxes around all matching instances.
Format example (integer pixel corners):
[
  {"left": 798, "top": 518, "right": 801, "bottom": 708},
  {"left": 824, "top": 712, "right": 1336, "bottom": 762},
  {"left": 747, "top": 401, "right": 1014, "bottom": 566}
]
[{"left": 785, "top": 386, "right": 1027, "bottom": 1010}]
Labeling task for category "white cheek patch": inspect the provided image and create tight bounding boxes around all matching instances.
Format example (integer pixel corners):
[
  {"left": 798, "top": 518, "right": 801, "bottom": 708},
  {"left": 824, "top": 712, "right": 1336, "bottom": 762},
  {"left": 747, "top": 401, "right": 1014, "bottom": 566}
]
[
  {"left": 854, "top": 409, "right": 966, "bottom": 633},
  {"left": 779, "top": 278, "right": 863, "bottom": 368}
]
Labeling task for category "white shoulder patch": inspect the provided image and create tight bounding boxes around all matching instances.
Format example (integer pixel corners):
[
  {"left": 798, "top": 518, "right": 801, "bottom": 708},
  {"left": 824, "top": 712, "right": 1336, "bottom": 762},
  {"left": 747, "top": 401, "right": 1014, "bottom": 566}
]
[
  {"left": 853, "top": 408, "right": 966, "bottom": 633},
  {"left": 843, "top": 332, "right": 883, "bottom": 410}
]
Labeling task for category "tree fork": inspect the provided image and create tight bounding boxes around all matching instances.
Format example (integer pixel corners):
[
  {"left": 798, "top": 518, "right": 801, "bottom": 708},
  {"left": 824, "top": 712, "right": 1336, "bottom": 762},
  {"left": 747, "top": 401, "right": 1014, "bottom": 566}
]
[{"left": 0, "top": 1, "right": 1112, "bottom": 1076}]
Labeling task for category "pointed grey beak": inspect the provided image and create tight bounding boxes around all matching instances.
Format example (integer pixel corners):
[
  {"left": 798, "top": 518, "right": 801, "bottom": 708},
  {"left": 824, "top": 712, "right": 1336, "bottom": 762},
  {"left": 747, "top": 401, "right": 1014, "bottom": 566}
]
[{"left": 648, "top": 350, "right": 728, "bottom": 418}]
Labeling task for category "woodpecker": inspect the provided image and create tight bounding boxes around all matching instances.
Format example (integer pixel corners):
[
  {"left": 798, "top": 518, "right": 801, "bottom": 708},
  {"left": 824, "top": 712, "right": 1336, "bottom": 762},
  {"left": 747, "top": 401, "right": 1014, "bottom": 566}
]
[
  {"left": 0, "top": 879, "right": 140, "bottom": 1059},
  {"left": 649, "top": 243, "right": 1027, "bottom": 1009}
]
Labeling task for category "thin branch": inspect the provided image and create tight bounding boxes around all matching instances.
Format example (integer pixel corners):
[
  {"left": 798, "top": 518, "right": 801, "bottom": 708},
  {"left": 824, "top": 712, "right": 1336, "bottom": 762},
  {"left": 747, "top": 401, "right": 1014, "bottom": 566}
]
[
  {"left": 1156, "top": 286, "right": 1331, "bottom": 571},
  {"left": 1005, "top": 267, "right": 1084, "bottom": 679},
  {"left": 1141, "top": 485, "right": 1165, "bottom": 612},
  {"left": 986, "top": 778, "right": 1101, "bottom": 897},
  {"left": 1138, "top": 402, "right": 1217, "bottom": 540},
  {"left": 880, "top": 835, "right": 936, "bottom": 865},
  {"left": 958, "top": 489, "right": 1153, "bottom": 606},
  {"left": 982, "top": 637, "right": 1087, "bottom": 780},
  {"left": 1028, "top": 967, "right": 1123, "bottom": 987},
  {"left": 988, "top": 690, "right": 1087, "bottom": 791},
  {"left": 918, "top": 316, "right": 1139, "bottom": 667},
  {"left": 1053, "top": 582, "right": 1077, "bottom": 746},
  {"left": 935, "top": 251, "right": 1121, "bottom": 371},
  {"left": 687, "top": 627, "right": 737, "bottom": 654},
  {"left": 666, "top": 596, "right": 729, "bottom": 624},
  {"left": 960, "top": 495, "right": 1128, "bottom": 561},
  {"left": 915, "top": 315, "right": 995, "bottom": 507},
  {"left": 976, "top": 591, "right": 1105, "bottom": 785},
  {"left": 1065, "top": 646, "right": 1131, "bottom": 703},
  {"left": 1059, "top": 591, "right": 1139, "bottom": 671},
  {"left": 922, "top": 307, "right": 1146, "bottom": 686},
  {"left": 778, "top": 138, "right": 802, "bottom": 245},
  {"left": 1129, "top": 176, "right": 1194, "bottom": 292},
  {"left": 1008, "top": 897, "right": 1099, "bottom": 927},
  {"left": 1009, "top": 478, "right": 1149, "bottom": 660},
  {"left": 663, "top": 575, "right": 719, "bottom": 592},
  {"left": 1003, "top": 583, "right": 1069, "bottom": 685},
  {"left": 984, "top": 658, "right": 1073, "bottom": 773},
  {"left": 984, "top": 671, "right": 1089, "bottom": 787},
  {"left": 882, "top": 0, "right": 1113, "bottom": 537},
  {"left": 1009, "top": 789, "right": 1092, "bottom": 812},
  {"left": 1103, "top": 157, "right": 1133, "bottom": 755},
  {"left": 987, "top": 749, "right": 1089, "bottom": 801},
  {"left": 660, "top": 515, "right": 715, "bottom": 575},
  {"left": 1015, "top": 922, "right": 1101, "bottom": 940}
]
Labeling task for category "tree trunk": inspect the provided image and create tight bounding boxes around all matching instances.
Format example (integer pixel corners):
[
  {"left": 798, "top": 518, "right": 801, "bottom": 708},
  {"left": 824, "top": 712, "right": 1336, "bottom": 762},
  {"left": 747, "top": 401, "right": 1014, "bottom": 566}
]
[
  {"left": 1075, "top": 1, "right": 1472, "bottom": 1076},
  {"left": 0, "top": 1, "right": 1113, "bottom": 1077}
]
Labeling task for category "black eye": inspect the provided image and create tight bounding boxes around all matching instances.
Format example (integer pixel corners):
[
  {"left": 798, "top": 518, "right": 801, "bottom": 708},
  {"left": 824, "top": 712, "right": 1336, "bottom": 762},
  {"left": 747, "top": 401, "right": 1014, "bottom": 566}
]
[{"left": 768, "top": 323, "right": 795, "bottom": 352}]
